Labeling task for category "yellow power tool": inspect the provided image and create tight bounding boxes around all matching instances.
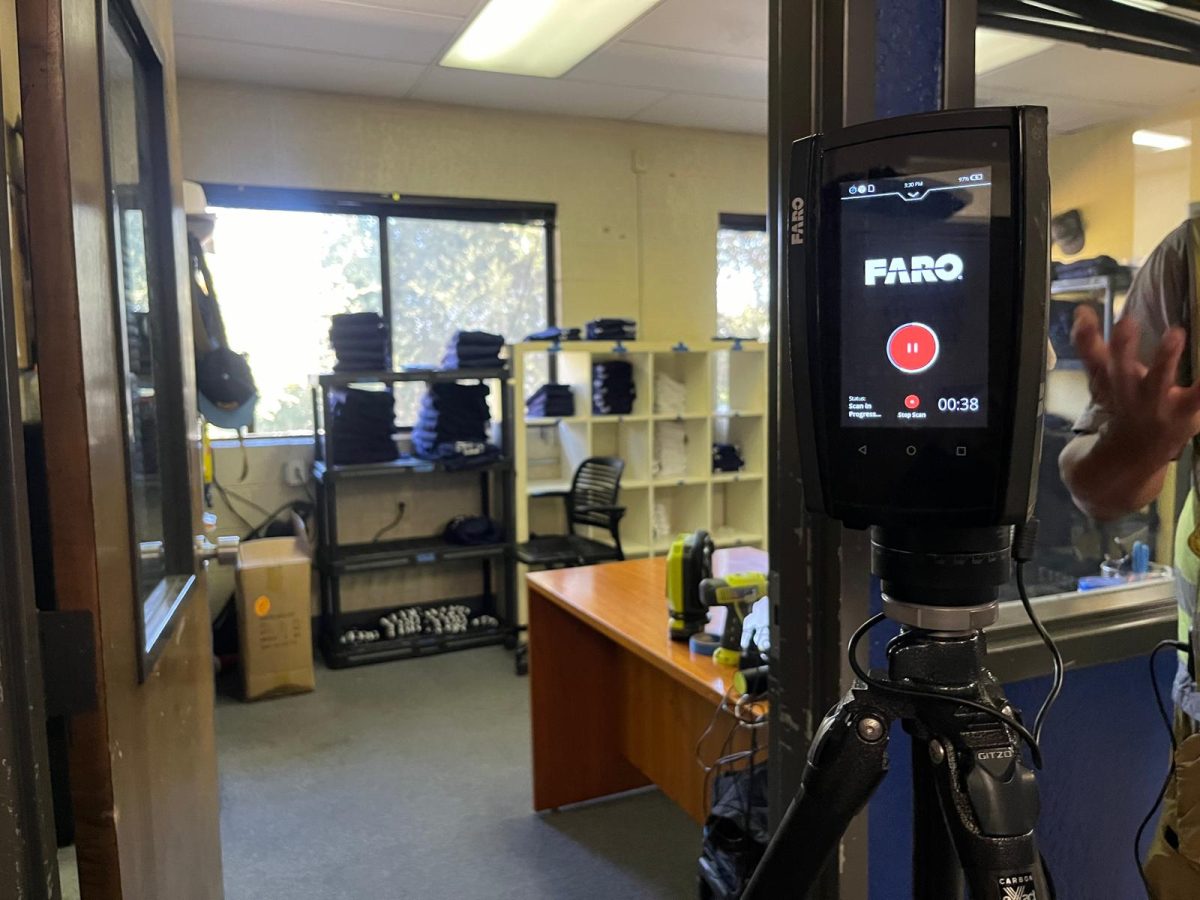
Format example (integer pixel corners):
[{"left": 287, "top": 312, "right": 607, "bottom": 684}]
[
  {"left": 666, "top": 531, "right": 714, "bottom": 641},
  {"left": 700, "top": 572, "right": 768, "bottom": 667}
]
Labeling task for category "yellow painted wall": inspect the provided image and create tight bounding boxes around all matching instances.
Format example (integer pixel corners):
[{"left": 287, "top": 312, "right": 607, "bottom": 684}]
[
  {"left": 1049, "top": 101, "right": 1200, "bottom": 264},
  {"left": 1049, "top": 122, "right": 1136, "bottom": 263},
  {"left": 179, "top": 79, "right": 768, "bottom": 617},
  {"left": 177, "top": 79, "right": 768, "bottom": 341}
]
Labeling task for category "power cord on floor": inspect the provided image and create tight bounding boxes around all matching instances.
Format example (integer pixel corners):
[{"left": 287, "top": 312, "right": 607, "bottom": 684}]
[{"left": 1136, "top": 639, "right": 1189, "bottom": 897}]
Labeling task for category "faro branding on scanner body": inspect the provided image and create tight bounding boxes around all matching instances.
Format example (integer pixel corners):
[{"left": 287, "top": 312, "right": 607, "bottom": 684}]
[{"left": 864, "top": 253, "right": 964, "bottom": 286}]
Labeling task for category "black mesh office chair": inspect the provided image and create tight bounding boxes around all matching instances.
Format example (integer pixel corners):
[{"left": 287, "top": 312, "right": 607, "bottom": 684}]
[{"left": 517, "top": 456, "right": 626, "bottom": 567}]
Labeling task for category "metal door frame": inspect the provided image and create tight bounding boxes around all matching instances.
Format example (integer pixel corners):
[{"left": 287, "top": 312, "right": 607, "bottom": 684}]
[{"left": 767, "top": 3, "right": 977, "bottom": 897}]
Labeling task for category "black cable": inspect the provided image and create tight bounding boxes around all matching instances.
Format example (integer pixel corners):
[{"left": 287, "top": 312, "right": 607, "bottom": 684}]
[
  {"left": 210, "top": 476, "right": 255, "bottom": 531},
  {"left": 1011, "top": 518, "right": 1065, "bottom": 745},
  {"left": 848, "top": 614, "right": 1044, "bottom": 769},
  {"left": 1135, "top": 639, "right": 1188, "bottom": 896},
  {"left": 1015, "top": 563, "right": 1065, "bottom": 744},
  {"left": 211, "top": 471, "right": 274, "bottom": 524},
  {"left": 371, "top": 501, "right": 406, "bottom": 543}
]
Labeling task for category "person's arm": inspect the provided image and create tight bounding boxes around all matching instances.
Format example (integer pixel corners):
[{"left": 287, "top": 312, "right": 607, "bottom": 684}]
[
  {"left": 1060, "top": 432, "right": 1172, "bottom": 521},
  {"left": 1060, "top": 306, "right": 1200, "bottom": 520}
]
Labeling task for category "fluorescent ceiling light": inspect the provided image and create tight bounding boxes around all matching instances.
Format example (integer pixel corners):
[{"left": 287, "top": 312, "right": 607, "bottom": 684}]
[
  {"left": 1112, "top": 0, "right": 1168, "bottom": 11},
  {"left": 442, "top": 0, "right": 662, "bottom": 78},
  {"left": 1113, "top": 0, "right": 1200, "bottom": 22},
  {"left": 1019, "top": 1, "right": 1082, "bottom": 18},
  {"left": 975, "top": 26, "right": 1055, "bottom": 75},
  {"left": 1132, "top": 129, "right": 1192, "bottom": 151}
]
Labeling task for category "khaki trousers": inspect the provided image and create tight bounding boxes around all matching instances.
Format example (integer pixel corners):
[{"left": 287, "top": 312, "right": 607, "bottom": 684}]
[{"left": 1145, "top": 714, "right": 1200, "bottom": 899}]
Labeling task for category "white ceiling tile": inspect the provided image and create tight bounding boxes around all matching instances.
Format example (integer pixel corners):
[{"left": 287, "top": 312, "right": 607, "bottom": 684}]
[
  {"left": 181, "top": 0, "right": 477, "bottom": 16},
  {"left": 976, "top": 89, "right": 1146, "bottom": 134},
  {"left": 621, "top": 0, "right": 767, "bottom": 59},
  {"left": 410, "top": 66, "right": 667, "bottom": 118},
  {"left": 356, "top": 0, "right": 479, "bottom": 14},
  {"left": 568, "top": 41, "right": 766, "bottom": 100},
  {"left": 174, "top": 0, "right": 461, "bottom": 64},
  {"left": 176, "top": 34, "right": 427, "bottom": 96},
  {"left": 978, "top": 43, "right": 1200, "bottom": 110},
  {"left": 633, "top": 93, "right": 767, "bottom": 134}
]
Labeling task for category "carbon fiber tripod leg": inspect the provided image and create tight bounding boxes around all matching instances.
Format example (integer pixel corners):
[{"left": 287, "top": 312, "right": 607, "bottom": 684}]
[
  {"left": 742, "top": 688, "right": 898, "bottom": 899},
  {"left": 920, "top": 711, "right": 1051, "bottom": 900}
]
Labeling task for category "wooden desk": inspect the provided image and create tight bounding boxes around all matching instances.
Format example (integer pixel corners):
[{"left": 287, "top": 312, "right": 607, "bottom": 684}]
[{"left": 527, "top": 549, "right": 768, "bottom": 824}]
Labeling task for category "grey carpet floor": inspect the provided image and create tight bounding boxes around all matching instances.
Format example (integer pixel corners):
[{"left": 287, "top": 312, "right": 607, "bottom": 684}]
[{"left": 216, "top": 647, "right": 700, "bottom": 900}]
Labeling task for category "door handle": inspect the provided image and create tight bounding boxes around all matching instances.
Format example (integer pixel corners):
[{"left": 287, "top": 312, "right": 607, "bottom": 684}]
[{"left": 194, "top": 534, "right": 239, "bottom": 566}]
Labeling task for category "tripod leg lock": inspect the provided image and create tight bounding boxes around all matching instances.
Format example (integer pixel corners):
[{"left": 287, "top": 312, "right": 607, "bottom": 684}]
[{"left": 964, "top": 748, "right": 1041, "bottom": 838}]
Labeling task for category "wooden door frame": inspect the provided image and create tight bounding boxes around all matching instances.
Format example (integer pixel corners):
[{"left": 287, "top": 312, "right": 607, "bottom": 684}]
[
  {"left": 0, "top": 23, "right": 61, "bottom": 898},
  {"left": 17, "top": 0, "right": 224, "bottom": 895}
]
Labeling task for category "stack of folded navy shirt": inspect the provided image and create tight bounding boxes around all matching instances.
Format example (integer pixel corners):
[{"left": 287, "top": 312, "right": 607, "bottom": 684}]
[
  {"left": 525, "top": 326, "right": 581, "bottom": 342},
  {"left": 586, "top": 318, "right": 636, "bottom": 341},
  {"left": 593, "top": 361, "right": 636, "bottom": 415},
  {"left": 526, "top": 384, "right": 575, "bottom": 418},
  {"left": 330, "top": 313, "right": 389, "bottom": 372},
  {"left": 442, "top": 331, "right": 504, "bottom": 369},
  {"left": 411, "top": 382, "right": 499, "bottom": 468},
  {"left": 712, "top": 443, "right": 745, "bottom": 473},
  {"left": 328, "top": 388, "right": 398, "bottom": 464}
]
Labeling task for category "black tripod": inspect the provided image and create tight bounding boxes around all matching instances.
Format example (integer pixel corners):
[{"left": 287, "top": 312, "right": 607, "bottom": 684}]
[{"left": 744, "top": 527, "right": 1055, "bottom": 900}]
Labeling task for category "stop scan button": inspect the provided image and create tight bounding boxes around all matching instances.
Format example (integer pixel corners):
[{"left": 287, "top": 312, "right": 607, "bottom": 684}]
[{"left": 887, "top": 323, "right": 939, "bottom": 374}]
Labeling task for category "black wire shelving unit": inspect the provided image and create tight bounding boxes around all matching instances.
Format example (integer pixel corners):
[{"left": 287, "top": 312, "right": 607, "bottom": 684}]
[{"left": 309, "top": 367, "right": 519, "bottom": 670}]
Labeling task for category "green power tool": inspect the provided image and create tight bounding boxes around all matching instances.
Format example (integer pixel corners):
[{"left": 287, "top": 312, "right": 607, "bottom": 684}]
[{"left": 699, "top": 572, "right": 768, "bottom": 667}]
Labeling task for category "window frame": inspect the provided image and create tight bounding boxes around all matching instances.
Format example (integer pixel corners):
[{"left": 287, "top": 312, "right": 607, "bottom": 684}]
[
  {"left": 202, "top": 185, "right": 557, "bottom": 431},
  {"left": 98, "top": 0, "right": 197, "bottom": 680},
  {"left": 719, "top": 212, "right": 769, "bottom": 233}
]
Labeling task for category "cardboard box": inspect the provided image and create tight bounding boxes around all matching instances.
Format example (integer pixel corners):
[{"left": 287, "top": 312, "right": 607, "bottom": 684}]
[{"left": 235, "top": 536, "right": 315, "bottom": 701}]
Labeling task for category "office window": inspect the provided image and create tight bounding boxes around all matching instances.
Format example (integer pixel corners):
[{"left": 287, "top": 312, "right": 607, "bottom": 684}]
[
  {"left": 715, "top": 215, "right": 769, "bottom": 412},
  {"left": 716, "top": 214, "right": 770, "bottom": 341},
  {"left": 203, "top": 188, "right": 554, "bottom": 434},
  {"left": 205, "top": 209, "right": 383, "bottom": 434},
  {"left": 388, "top": 217, "right": 549, "bottom": 422}
]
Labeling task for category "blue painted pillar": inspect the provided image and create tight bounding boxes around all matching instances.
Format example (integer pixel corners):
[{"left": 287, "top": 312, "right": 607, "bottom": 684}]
[
  {"left": 874, "top": 0, "right": 945, "bottom": 117},
  {"left": 864, "top": 4, "right": 949, "bottom": 895}
]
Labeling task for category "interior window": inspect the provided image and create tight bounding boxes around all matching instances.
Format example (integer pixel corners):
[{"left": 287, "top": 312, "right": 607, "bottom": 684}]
[{"left": 103, "top": 0, "right": 195, "bottom": 670}]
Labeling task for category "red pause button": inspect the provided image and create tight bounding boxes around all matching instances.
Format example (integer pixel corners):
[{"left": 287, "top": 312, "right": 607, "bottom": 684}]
[{"left": 887, "top": 323, "right": 940, "bottom": 374}]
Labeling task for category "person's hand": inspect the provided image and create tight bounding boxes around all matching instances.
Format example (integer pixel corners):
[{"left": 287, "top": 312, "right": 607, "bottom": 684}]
[{"left": 1072, "top": 305, "right": 1200, "bottom": 464}]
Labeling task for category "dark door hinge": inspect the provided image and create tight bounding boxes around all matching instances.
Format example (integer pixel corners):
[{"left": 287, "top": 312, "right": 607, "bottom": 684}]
[{"left": 38, "top": 609, "right": 97, "bottom": 718}]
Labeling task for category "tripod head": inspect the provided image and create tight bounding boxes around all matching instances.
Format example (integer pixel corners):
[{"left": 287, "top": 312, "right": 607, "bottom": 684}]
[{"left": 873, "top": 525, "right": 1011, "bottom": 630}]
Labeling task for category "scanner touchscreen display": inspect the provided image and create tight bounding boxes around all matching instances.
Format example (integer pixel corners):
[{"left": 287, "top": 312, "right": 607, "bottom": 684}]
[{"left": 839, "top": 166, "right": 992, "bottom": 428}]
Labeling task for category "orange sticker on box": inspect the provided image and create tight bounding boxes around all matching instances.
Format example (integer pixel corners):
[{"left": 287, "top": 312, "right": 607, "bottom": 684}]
[{"left": 254, "top": 595, "right": 271, "bottom": 617}]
